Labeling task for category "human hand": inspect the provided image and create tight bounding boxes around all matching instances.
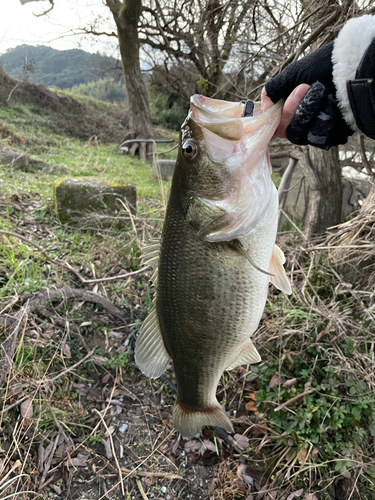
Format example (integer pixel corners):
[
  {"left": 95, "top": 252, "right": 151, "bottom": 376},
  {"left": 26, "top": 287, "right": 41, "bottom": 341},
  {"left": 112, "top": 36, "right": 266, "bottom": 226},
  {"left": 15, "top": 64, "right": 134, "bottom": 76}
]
[{"left": 261, "top": 84, "right": 310, "bottom": 138}]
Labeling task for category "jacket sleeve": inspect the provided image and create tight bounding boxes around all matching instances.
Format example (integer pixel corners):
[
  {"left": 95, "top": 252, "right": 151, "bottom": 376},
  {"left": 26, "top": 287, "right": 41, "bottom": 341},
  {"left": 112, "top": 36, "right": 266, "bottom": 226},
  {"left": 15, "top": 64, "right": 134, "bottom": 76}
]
[{"left": 332, "top": 15, "right": 375, "bottom": 139}]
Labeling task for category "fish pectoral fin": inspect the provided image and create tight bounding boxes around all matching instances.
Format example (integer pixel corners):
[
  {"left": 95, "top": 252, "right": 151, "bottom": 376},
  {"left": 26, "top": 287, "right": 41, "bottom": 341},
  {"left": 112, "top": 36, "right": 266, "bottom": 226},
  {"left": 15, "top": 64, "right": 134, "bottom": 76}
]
[
  {"left": 141, "top": 241, "right": 160, "bottom": 269},
  {"left": 134, "top": 306, "right": 170, "bottom": 379},
  {"left": 233, "top": 240, "right": 274, "bottom": 276},
  {"left": 269, "top": 245, "right": 292, "bottom": 295},
  {"left": 226, "top": 339, "right": 261, "bottom": 370}
]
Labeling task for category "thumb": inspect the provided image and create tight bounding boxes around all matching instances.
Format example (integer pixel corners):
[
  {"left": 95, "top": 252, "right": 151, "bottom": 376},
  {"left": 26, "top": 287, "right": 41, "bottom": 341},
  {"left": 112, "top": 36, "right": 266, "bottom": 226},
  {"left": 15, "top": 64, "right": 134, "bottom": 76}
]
[{"left": 276, "top": 84, "right": 310, "bottom": 138}]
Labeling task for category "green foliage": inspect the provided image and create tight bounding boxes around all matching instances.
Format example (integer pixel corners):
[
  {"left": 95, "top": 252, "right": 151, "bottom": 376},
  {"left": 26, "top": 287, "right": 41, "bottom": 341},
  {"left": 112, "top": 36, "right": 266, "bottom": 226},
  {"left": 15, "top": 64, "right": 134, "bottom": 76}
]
[
  {"left": 150, "top": 93, "right": 187, "bottom": 131},
  {"left": 253, "top": 327, "right": 375, "bottom": 479},
  {"left": 71, "top": 77, "right": 126, "bottom": 103},
  {"left": 104, "top": 351, "right": 131, "bottom": 369}
]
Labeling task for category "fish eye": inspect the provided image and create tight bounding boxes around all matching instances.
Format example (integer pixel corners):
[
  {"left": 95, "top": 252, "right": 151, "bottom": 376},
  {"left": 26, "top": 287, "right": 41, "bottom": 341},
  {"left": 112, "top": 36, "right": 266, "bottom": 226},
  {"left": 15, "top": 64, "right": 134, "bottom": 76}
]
[{"left": 182, "top": 140, "right": 198, "bottom": 159}]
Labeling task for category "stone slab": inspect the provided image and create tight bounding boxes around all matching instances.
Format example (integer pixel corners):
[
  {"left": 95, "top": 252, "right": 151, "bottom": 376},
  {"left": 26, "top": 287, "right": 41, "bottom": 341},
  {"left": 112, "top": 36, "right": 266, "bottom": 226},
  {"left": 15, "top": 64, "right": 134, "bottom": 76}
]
[
  {"left": 54, "top": 177, "right": 137, "bottom": 224},
  {"left": 0, "top": 151, "right": 30, "bottom": 169},
  {"left": 152, "top": 160, "right": 175, "bottom": 180}
]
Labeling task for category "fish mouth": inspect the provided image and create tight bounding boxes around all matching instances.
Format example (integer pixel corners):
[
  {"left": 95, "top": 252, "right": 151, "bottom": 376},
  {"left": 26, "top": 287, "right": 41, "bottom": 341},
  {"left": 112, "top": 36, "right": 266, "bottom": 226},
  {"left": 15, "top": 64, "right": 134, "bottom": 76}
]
[
  {"left": 189, "top": 94, "right": 280, "bottom": 142},
  {"left": 183, "top": 95, "right": 282, "bottom": 242}
]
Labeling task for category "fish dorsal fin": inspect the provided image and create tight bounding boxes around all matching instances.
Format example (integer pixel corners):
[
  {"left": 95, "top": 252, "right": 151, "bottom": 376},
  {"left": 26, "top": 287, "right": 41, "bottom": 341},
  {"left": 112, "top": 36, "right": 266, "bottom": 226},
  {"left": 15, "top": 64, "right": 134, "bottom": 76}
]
[
  {"left": 134, "top": 305, "right": 170, "bottom": 379},
  {"left": 226, "top": 339, "right": 261, "bottom": 370},
  {"left": 141, "top": 241, "right": 160, "bottom": 269},
  {"left": 269, "top": 245, "right": 292, "bottom": 295}
]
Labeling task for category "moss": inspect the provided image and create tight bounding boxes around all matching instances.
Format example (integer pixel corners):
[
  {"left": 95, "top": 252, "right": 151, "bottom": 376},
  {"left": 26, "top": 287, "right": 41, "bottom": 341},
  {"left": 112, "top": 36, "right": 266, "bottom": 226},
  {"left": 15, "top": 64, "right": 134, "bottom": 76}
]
[{"left": 54, "top": 177, "right": 137, "bottom": 224}]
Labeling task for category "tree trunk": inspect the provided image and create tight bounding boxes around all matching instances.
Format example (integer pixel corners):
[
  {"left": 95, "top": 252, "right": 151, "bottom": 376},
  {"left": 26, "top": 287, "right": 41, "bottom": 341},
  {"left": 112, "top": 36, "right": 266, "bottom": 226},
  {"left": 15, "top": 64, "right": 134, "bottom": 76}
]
[
  {"left": 298, "top": 146, "right": 342, "bottom": 239},
  {"left": 106, "top": 0, "right": 153, "bottom": 161}
]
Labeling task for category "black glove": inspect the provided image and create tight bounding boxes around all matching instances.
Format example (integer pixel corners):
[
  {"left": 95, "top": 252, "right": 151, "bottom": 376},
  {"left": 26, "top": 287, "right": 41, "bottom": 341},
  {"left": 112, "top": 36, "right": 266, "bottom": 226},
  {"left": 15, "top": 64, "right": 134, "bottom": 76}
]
[
  {"left": 285, "top": 82, "right": 353, "bottom": 150},
  {"left": 265, "top": 43, "right": 353, "bottom": 149}
]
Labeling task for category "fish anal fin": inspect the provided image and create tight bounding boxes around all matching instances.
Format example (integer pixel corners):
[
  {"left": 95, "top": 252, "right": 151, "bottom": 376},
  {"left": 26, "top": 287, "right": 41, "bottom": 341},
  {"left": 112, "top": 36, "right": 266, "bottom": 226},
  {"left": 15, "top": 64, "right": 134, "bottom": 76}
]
[
  {"left": 134, "top": 306, "right": 169, "bottom": 379},
  {"left": 269, "top": 244, "right": 292, "bottom": 295},
  {"left": 173, "top": 401, "right": 234, "bottom": 438},
  {"left": 226, "top": 339, "right": 261, "bottom": 371}
]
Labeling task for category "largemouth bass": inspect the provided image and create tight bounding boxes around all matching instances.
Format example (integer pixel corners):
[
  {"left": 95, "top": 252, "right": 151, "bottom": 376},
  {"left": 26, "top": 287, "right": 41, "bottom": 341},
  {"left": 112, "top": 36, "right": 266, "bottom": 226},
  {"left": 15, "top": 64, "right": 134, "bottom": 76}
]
[{"left": 135, "top": 95, "right": 291, "bottom": 437}]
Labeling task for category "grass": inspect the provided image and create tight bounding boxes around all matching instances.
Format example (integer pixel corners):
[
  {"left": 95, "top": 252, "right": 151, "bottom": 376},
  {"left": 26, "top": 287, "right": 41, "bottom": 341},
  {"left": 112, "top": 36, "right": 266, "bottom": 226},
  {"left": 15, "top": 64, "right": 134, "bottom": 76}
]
[{"left": 1, "top": 91, "right": 375, "bottom": 500}]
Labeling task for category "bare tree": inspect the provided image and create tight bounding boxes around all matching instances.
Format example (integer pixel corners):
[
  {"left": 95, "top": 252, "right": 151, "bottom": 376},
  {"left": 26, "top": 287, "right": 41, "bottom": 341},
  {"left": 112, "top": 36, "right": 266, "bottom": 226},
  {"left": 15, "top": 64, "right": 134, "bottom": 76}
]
[
  {"left": 140, "top": 0, "right": 256, "bottom": 98},
  {"left": 239, "top": 0, "right": 374, "bottom": 237},
  {"left": 20, "top": 0, "right": 153, "bottom": 160}
]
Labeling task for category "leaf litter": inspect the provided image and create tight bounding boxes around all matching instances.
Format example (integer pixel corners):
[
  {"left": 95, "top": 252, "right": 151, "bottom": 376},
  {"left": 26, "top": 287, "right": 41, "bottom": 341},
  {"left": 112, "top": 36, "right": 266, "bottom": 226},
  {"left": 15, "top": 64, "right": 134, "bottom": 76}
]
[{"left": 0, "top": 172, "right": 375, "bottom": 499}]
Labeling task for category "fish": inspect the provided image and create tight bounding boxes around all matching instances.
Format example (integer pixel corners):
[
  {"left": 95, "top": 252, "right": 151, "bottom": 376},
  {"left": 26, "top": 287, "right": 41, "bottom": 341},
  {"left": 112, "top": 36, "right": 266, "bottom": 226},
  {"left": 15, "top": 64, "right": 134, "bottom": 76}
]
[{"left": 135, "top": 95, "right": 291, "bottom": 438}]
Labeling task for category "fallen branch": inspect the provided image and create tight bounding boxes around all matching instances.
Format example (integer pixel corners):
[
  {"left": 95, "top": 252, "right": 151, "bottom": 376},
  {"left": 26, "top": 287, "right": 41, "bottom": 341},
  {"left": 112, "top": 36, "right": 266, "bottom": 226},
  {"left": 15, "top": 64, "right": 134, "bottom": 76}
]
[
  {"left": 137, "top": 479, "right": 149, "bottom": 500},
  {"left": 20, "top": 286, "right": 126, "bottom": 319},
  {"left": 121, "top": 468, "right": 183, "bottom": 480},
  {"left": 274, "top": 389, "right": 316, "bottom": 412}
]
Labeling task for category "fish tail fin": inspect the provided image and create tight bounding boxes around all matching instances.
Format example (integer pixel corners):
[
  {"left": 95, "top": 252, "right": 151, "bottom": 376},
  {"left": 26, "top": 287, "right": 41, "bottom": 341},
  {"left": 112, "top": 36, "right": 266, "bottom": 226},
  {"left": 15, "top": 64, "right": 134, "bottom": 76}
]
[{"left": 173, "top": 400, "right": 234, "bottom": 438}]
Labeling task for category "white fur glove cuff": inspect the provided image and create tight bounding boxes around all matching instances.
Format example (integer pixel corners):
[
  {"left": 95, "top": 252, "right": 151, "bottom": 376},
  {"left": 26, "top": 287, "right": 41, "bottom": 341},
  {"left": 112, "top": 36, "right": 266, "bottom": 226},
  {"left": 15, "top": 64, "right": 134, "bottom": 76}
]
[{"left": 332, "top": 15, "right": 375, "bottom": 138}]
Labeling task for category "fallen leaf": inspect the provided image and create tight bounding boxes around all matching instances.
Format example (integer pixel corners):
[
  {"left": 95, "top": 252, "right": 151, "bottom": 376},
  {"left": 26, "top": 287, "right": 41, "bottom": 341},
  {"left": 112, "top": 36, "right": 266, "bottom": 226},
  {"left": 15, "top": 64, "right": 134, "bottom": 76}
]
[
  {"left": 50, "top": 484, "right": 62, "bottom": 495},
  {"left": 162, "top": 418, "right": 172, "bottom": 427},
  {"left": 207, "top": 477, "right": 219, "bottom": 495},
  {"left": 246, "top": 392, "right": 257, "bottom": 401},
  {"left": 269, "top": 374, "right": 282, "bottom": 388},
  {"left": 283, "top": 378, "right": 298, "bottom": 388},
  {"left": 184, "top": 440, "right": 202, "bottom": 454},
  {"left": 105, "top": 425, "right": 115, "bottom": 437},
  {"left": 233, "top": 433, "right": 249, "bottom": 450},
  {"left": 102, "top": 373, "right": 111, "bottom": 384},
  {"left": 62, "top": 343, "right": 71, "bottom": 358},
  {"left": 20, "top": 399, "right": 33, "bottom": 419},
  {"left": 270, "top": 373, "right": 282, "bottom": 389},
  {"left": 287, "top": 489, "right": 304, "bottom": 500},
  {"left": 65, "top": 454, "right": 89, "bottom": 468},
  {"left": 72, "top": 383, "right": 88, "bottom": 396},
  {"left": 102, "top": 438, "right": 112, "bottom": 460},
  {"left": 91, "top": 355, "right": 107, "bottom": 365},
  {"left": 108, "top": 330, "right": 123, "bottom": 338},
  {"left": 304, "top": 376, "right": 312, "bottom": 391},
  {"left": 184, "top": 439, "right": 216, "bottom": 455},
  {"left": 245, "top": 400, "right": 257, "bottom": 412},
  {"left": 201, "top": 439, "right": 217, "bottom": 454},
  {"left": 237, "top": 464, "right": 254, "bottom": 486},
  {"left": 303, "top": 495, "right": 318, "bottom": 500},
  {"left": 297, "top": 448, "right": 308, "bottom": 464},
  {"left": 285, "top": 354, "right": 294, "bottom": 369}
]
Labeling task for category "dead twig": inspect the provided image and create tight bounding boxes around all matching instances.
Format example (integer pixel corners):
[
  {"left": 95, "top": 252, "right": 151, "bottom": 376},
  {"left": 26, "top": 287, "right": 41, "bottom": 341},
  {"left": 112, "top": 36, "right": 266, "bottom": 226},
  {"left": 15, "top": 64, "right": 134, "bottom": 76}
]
[
  {"left": 121, "top": 468, "right": 183, "bottom": 480},
  {"left": 0, "top": 304, "right": 28, "bottom": 386},
  {"left": 93, "top": 408, "right": 125, "bottom": 496},
  {"left": 44, "top": 349, "right": 94, "bottom": 384},
  {"left": 38, "top": 433, "right": 60, "bottom": 490},
  {"left": 136, "top": 479, "right": 149, "bottom": 500},
  {"left": 0, "top": 230, "right": 149, "bottom": 285},
  {"left": 274, "top": 389, "right": 316, "bottom": 412}
]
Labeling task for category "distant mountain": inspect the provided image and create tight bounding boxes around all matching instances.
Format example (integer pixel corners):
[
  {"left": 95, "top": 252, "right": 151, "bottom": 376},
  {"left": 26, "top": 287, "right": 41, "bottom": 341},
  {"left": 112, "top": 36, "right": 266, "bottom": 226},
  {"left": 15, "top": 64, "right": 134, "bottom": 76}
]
[{"left": 0, "top": 45, "right": 122, "bottom": 89}]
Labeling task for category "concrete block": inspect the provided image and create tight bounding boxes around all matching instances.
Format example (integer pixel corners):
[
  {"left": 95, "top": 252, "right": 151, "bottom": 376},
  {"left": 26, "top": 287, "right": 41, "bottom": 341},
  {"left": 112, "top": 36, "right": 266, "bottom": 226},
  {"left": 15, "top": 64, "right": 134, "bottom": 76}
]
[
  {"left": 152, "top": 160, "right": 175, "bottom": 180},
  {"left": 0, "top": 151, "right": 30, "bottom": 169},
  {"left": 54, "top": 177, "right": 136, "bottom": 224}
]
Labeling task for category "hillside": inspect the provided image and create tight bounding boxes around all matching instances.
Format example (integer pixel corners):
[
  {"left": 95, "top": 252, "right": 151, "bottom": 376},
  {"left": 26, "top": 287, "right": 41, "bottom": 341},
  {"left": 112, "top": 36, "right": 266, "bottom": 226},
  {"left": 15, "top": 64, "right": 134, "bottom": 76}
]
[{"left": 1, "top": 44, "right": 122, "bottom": 89}]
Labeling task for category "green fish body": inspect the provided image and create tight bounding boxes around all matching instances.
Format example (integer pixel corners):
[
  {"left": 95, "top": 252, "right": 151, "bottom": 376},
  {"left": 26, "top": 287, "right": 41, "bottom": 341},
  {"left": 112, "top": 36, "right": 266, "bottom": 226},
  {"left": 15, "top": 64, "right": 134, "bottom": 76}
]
[{"left": 135, "top": 96, "right": 291, "bottom": 437}]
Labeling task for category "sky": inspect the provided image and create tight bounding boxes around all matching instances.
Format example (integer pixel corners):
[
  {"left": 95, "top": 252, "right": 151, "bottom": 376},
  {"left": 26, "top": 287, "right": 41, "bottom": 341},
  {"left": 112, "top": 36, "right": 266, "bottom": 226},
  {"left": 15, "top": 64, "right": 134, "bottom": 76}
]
[{"left": 0, "top": 0, "right": 119, "bottom": 55}]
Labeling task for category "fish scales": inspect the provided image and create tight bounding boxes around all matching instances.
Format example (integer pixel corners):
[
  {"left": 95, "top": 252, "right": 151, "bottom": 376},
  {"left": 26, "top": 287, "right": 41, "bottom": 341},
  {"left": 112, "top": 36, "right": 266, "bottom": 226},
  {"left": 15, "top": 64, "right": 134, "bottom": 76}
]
[{"left": 135, "top": 95, "right": 292, "bottom": 437}]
